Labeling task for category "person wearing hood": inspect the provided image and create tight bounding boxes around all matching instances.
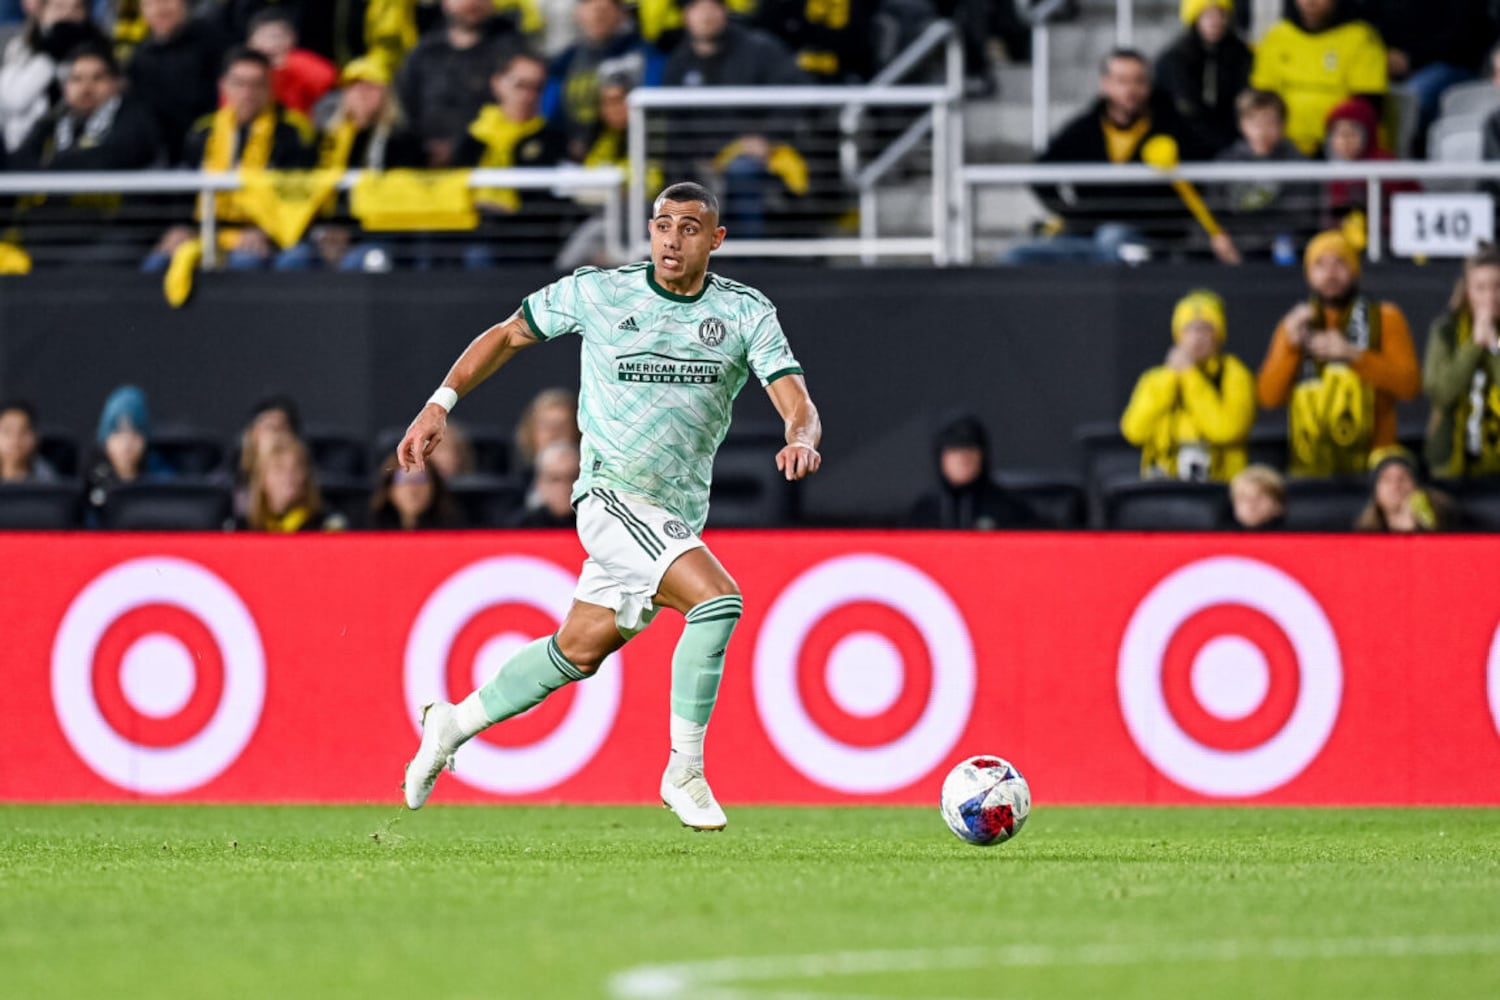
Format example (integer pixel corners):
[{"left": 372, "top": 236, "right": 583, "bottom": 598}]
[
  {"left": 907, "top": 415, "right": 1042, "bottom": 530},
  {"left": 1249, "top": 0, "right": 1387, "bottom": 155},
  {"left": 1121, "top": 290, "right": 1256, "bottom": 482},
  {"left": 1155, "top": 0, "right": 1253, "bottom": 155},
  {"left": 85, "top": 384, "right": 171, "bottom": 522},
  {"left": 1321, "top": 95, "right": 1418, "bottom": 243},
  {"left": 0, "top": 0, "right": 109, "bottom": 154},
  {"left": 1354, "top": 445, "right": 1458, "bottom": 532},
  {"left": 1257, "top": 230, "right": 1421, "bottom": 476}
]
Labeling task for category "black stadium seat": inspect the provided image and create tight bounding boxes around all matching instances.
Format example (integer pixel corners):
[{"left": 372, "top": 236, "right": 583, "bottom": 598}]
[
  {"left": 1246, "top": 425, "right": 1290, "bottom": 470},
  {"left": 709, "top": 442, "right": 799, "bottom": 527},
  {"left": 1444, "top": 477, "right": 1500, "bottom": 530},
  {"left": 305, "top": 428, "right": 368, "bottom": 478},
  {"left": 100, "top": 482, "right": 233, "bottom": 531},
  {"left": 994, "top": 473, "right": 1086, "bottom": 529},
  {"left": 319, "top": 475, "right": 373, "bottom": 529},
  {"left": 1103, "top": 480, "right": 1228, "bottom": 530},
  {"left": 1281, "top": 478, "right": 1368, "bottom": 532},
  {"left": 148, "top": 429, "right": 226, "bottom": 476},
  {"left": 0, "top": 481, "right": 83, "bottom": 529},
  {"left": 448, "top": 474, "right": 524, "bottom": 527},
  {"left": 38, "top": 431, "right": 79, "bottom": 477}
]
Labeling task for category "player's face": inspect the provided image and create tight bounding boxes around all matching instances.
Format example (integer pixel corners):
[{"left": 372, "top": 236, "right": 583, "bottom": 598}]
[{"left": 650, "top": 200, "right": 725, "bottom": 283}]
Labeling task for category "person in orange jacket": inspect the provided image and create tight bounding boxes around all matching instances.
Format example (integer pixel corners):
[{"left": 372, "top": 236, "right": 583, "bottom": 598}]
[{"left": 1257, "top": 229, "right": 1420, "bottom": 476}]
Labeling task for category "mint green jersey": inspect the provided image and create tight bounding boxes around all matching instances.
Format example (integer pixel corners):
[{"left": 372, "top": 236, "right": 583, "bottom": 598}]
[{"left": 521, "top": 261, "right": 803, "bottom": 532}]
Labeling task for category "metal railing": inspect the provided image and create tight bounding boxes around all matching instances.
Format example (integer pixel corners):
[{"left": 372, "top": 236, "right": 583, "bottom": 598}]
[
  {"left": 625, "top": 22, "right": 965, "bottom": 264},
  {"left": 959, "top": 159, "right": 1500, "bottom": 264},
  {"left": 0, "top": 166, "right": 625, "bottom": 268}
]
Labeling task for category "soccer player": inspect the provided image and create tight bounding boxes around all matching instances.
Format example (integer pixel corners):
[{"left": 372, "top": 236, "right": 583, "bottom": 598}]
[{"left": 398, "top": 181, "right": 821, "bottom": 830}]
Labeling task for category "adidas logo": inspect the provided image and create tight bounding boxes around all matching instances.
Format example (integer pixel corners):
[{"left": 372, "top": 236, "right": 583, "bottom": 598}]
[{"left": 617, "top": 316, "right": 639, "bottom": 331}]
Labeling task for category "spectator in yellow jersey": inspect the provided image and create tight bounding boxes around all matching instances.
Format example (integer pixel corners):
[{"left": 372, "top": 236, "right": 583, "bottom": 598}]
[
  {"left": 1257, "top": 230, "right": 1421, "bottom": 477},
  {"left": 543, "top": 0, "right": 662, "bottom": 161},
  {"left": 1423, "top": 244, "right": 1500, "bottom": 478},
  {"left": 755, "top": 0, "right": 877, "bottom": 83},
  {"left": 1121, "top": 289, "right": 1256, "bottom": 481},
  {"left": 1249, "top": 0, "right": 1386, "bottom": 155},
  {"left": 238, "top": 435, "right": 347, "bottom": 532}
]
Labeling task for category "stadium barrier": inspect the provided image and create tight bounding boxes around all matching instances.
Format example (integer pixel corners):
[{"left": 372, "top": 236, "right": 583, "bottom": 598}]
[{"left": 5, "top": 531, "right": 1500, "bottom": 806}]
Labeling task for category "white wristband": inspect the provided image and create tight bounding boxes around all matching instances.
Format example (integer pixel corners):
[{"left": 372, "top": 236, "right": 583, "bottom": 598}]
[{"left": 427, "top": 387, "right": 458, "bottom": 413}]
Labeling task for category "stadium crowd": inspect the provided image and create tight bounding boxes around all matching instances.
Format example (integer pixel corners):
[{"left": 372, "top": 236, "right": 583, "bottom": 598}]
[{"left": 4, "top": 1, "right": 1500, "bottom": 268}]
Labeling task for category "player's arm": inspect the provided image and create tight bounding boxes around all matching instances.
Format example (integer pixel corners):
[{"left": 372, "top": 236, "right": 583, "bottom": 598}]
[
  {"left": 397, "top": 309, "right": 541, "bottom": 471},
  {"left": 766, "top": 373, "right": 822, "bottom": 481}
]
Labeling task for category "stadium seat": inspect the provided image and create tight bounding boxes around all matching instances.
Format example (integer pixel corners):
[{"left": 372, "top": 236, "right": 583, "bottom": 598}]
[
  {"left": 148, "top": 429, "right": 226, "bottom": 476},
  {"left": 994, "top": 473, "right": 1086, "bottom": 529},
  {"left": 1075, "top": 422, "right": 1141, "bottom": 526},
  {"left": 0, "top": 481, "right": 83, "bottom": 529},
  {"left": 1246, "top": 425, "right": 1289, "bottom": 471},
  {"left": 305, "top": 428, "right": 368, "bottom": 478},
  {"left": 1439, "top": 80, "right": 1500, "bottom": 121},
  {"left": 1445, "top": 477, "right": 1500, "bottom": 530},
  {"left": 448, "top": 474, "right": 524, "bottom": 527},
  {"left": 1281, "top": 478, "right": 1368, "bottom": 532},
  {"left": 709, "top": 441, "right": 799, "bottom": 527},
  {"left": 1102, "top": 480, "right": 1229, "bottom": 530},
  {"left": 1428, "top": 115, "right": 1483, "bottom": 166},
  {"left": 38, "top": 431, "right": 79, "bottom": 477},
  {"left": 319, "top": 475, "right": 372, "bottom": 529},
  {"left": 100, "top": 482, "right": 233, "bottom": 530}
]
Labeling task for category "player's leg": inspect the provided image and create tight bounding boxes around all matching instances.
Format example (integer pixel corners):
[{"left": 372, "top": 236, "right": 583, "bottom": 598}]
[
  {"left": 654, "top": 547, "right": 742, "bottom": 831},
  {"left": 402, "top": 597, "right": 625, "bottom": 810}
]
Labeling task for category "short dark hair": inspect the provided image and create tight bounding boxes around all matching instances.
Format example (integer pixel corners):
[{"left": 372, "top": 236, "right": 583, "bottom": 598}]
[
  {"left": 249, "top": 393, "right": 301, "bottom": 435},
  {"left": 1236, "top": 88, "right": 1286, "bottom": 121},
  {"left": 653, "top": 181, "right": 719, "bottom": 217},
  {"left": 65, "top": 42, "right": 119, "bottom": 78},
  {"left": 495, "top": 49, "right": 545, "bottom": 77},
  {"left": 222, "top": 46, "right": 272, "bottom": 77},
  {"left": 247, "top": 8, "right": 297, "bottom": 35},
  {"left": 0, "top": 399, "right": 37, "bottom": 426},
  {"left": 1100, "top": 47, "right": 1149, "bottom": 76}
]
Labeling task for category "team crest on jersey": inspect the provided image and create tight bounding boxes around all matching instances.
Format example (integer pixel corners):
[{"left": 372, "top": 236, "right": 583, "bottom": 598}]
[
  {"left": 698, "top": 317, "right": 727, "bottom": 347},
  {"left": 663, "top": 520, "right": 692, "bottom": 540}
]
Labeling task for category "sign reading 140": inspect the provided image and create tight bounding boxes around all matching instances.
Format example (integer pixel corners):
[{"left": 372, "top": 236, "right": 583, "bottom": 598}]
[{"left": 1391, "top": 193, "right": 1495, "bottom": 258}]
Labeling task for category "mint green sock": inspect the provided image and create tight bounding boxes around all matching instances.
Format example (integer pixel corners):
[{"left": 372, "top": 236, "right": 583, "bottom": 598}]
[
  {"left": 670, "top": 595, "right": 743, "bottom": 726},
  {"left": 470, "top": 635, "right": 587, "bottom": 728}
]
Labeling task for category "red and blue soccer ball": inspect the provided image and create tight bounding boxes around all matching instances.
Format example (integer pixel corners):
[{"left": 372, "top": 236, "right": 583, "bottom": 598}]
[{"left": 940, "top": 755, "right": 1031, "bottom": 846}]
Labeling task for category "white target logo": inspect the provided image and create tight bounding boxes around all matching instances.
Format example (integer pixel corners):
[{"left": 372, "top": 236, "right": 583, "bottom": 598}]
[
  {"left": 51, "top": 557, "right": 266, "bottom": 795},
  {"left": 1487, "top": 623, "right": 1500, "bottom": 740},
  {"left": 754, "top": 554, "right": 975, "bottom": 793},
  {"left": 403, "top": 556, "right": 620, "bottom": 795},
  {"left": 1119, "top": 556, "right": 1342, "bottom": 797}
]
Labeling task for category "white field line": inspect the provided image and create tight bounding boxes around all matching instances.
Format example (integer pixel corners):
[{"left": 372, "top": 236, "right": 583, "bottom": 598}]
[{"left": 608, "top": 934, "right": 1500, "bottom": 1000}]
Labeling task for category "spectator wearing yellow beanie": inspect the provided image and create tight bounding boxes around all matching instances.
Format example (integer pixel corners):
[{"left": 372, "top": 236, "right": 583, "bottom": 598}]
[
  {"left": 1156, "top": 0, "right": 1252, "bottom": 155},
  {"left": 1121, "top": 289, "right": 1257, "bottom": 481},
  {"left": 1256, "top": 229, "right": 1421, "bottom": 476}
]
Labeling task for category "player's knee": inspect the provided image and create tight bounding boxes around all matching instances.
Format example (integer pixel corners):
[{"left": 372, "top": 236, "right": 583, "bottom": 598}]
[{"left": 553, "top": 635, "right": 608, "bottom": 675}]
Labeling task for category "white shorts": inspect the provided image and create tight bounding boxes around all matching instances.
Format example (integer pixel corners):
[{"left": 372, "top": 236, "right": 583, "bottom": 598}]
[{"left": 573, "top": 488, "right": 705, "bottom": 637}]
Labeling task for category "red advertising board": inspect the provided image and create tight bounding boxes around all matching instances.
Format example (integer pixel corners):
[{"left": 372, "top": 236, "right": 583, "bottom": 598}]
[{"left": 2, "top": 532, "right": 1498, "bottom": 805}]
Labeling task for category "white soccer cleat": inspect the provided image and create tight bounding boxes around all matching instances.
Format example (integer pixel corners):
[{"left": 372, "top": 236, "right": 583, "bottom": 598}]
[
  {"left": 661, "top": 760, "right": 727, "bottom": 831},
  {"left": 402, "top": 702, "right": 457, "bottom": 810}
]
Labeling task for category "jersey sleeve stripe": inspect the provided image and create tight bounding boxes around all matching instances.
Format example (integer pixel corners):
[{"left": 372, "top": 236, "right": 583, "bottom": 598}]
[
  {"left": 521, "top": 298, "right": 548, "bottom": 341},
  {"left": 762, "top": 366, "right": 804, "bottom": 384}
]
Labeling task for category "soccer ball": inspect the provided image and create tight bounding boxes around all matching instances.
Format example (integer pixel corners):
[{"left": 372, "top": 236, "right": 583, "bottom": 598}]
[{"left": 940, "top": 755, "right": 1031, "bottom": 846}]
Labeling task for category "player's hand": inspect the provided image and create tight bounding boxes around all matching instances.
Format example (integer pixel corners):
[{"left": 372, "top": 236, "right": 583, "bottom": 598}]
[
  {"left": 776, "top": 443, "right": 821, "bottom": 481},
  {"left": 397, "top": 405, "right": 446, "bottom": 472}
]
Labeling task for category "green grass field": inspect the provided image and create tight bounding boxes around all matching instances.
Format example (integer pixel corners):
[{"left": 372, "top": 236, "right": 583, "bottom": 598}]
[{"left": 2, "top": 805, "right": 1497, "bottom": 1000}]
